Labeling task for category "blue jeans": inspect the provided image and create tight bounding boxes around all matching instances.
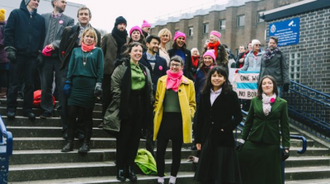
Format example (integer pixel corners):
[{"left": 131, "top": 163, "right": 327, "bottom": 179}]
[
  {"left": 40, "top": 57, "right": 63, "bottom": 113},
  {"left": 7, "top": 55, "right": 37, "bottom": 112}
]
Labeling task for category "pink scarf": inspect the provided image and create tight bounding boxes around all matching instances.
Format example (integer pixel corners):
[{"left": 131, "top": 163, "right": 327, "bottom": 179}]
[
  {"left": 81, "top": 42, "right": 95, "bottom": 52},
  {"left": 166, "top": 70, "right": 183, "bottom": 92}
]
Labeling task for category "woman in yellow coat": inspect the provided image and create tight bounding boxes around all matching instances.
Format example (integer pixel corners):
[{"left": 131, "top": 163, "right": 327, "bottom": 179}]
[{"left": 153, "top": 55, "right": 196, "bottom": 184}]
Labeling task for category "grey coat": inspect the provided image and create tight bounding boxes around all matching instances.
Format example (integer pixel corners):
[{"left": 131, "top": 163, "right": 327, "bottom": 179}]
[
  {"left": 259, "top": 51, "right": 290, "bottom": 85},
  {"left": 42, "top": 13, "right": 74, "bottom": 48}
]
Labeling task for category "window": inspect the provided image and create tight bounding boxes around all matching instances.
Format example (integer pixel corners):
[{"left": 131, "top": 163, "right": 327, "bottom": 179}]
[
  {"left": 203, "top": 23, "right": 209, "bottom": 34},
  {"left": 219, "top": 19, "right": 226, "bottom": 30},
  {"left": 257, "top": 11, "right": 265, "bottom": 23},
  {"left": 237, "top": 15, "right": 245, "bottom": 27},
  {"left": 289, "top": 52, "right": 301, "bottom": 83},
  {"left": 188, "top": 27, "right": 193, "bottom": 36}
]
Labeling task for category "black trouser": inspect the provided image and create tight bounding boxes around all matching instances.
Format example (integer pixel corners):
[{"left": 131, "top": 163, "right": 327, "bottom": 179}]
[
  {"left": 156, "top": 113, "right": 183, "bottom": 177},
  {"left": 116, "top": 90, "right": 143, "bottom": 169},
  {"left": 102, "top": 74, "right": 112, "bottom": 117},
  {"left": 7, "top": 55, "right": 37, "bottom": 113},
  {"left": 67, "top": 105, "right": 93, "bottom": 142}
]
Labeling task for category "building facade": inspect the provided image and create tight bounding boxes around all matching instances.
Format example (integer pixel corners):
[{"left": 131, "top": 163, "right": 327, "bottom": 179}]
[
  {"left": 263, "top": 0, "right": 330, "bottom": 94},
  {"left": 151, "top": 0, "right": 301, "bottom": 54}
]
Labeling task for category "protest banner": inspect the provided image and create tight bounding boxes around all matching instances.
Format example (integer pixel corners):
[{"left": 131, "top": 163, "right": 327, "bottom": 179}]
[{"left": 233, "top": 71, "right": 259, "bottom": 99}]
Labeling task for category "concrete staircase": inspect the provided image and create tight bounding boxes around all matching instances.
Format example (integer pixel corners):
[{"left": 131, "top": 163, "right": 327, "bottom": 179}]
[{"left": 0, "top": 98, "right": 330, "bottom": 183}]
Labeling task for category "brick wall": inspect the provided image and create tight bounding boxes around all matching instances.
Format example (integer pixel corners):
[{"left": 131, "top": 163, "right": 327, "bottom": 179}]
[{"left": 266, "top": 8, "right": 330, "bottom": 94}]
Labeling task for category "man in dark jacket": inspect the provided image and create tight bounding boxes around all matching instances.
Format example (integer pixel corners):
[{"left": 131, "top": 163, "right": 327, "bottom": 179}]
[
  {"left": 59, "top": 6, "right": 101, "bottom": 139},
  {"left": 39, "top": 0, "right": 74, "bottom": 119},
  {"left": 259, "top": 36, "right": 290, "bottom": 97},
  {"left": 4, "top": 0, "right": 46, "bottom": 120},
  {"left": 139, "top": 35, "right": 167, "bottom": 93},
  {"left": 100, "top": 16, "right": 128, "bottom": 124}
]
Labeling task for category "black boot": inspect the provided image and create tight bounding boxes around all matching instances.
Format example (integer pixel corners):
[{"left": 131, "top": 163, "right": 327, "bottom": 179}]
[
  {"left": 61, "top": 128, "right": 74, "bottom": 152},
  {"left": 61, "top": 141, "right": 73, "bottom": 152},
  {"left": 127, "top": 164, "right": 137, "bottom": 182},
  {"left": 78, "top": 142, "right": 90, "bottom": 153},
  {"left": 117, "top": 168, "right": 126, "bottom": 182}
]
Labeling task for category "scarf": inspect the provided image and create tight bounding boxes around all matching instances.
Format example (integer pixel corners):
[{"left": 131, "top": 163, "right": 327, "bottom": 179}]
[
  {"left": 191, "top": 56, "right": 199, "bottom": 69},
  {"left": 262, "top": 93, "right": 277, "bottom": 116},
  {"left": 81, "top": 42, "right": 95, "bottom": 52},
  {"left": 264, "top": 47, "right": 281, "bottom": 61},
  {"left": 207, "top": 41, "right": 220, "bottom": 58},
  {"left": 166, "top": 70, "right": 183, "bottom": 92},
  {"left": 112, "top": 27, "right": 128, "bottom": 57}
]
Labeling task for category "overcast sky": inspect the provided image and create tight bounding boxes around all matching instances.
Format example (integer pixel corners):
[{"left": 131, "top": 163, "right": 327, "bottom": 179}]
[{"left": 68, "top": 0, "right": 229, "bottom": 32}]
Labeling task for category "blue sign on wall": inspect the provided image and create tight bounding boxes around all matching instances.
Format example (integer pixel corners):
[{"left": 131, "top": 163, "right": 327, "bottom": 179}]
[{"left": 269, "top": 18, "right": 300, "bottom": 46}]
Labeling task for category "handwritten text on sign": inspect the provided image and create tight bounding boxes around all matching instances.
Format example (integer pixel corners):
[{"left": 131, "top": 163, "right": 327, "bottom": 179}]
[{"left": 233, "top": 71, "right": 259, "bottom": 99}]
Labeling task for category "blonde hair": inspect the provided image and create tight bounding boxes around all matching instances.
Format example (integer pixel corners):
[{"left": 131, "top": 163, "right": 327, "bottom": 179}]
[
  {"left": 80, "top": 28, "right": 98, "bottom": 45},
  {"left": 158, "top": 28, "right": 172, "bottom": 41}
]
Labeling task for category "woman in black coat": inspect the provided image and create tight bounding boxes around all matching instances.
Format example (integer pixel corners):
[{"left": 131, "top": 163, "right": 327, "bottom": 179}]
[
  {"left": 194, "top": 66, "right": 242, "bottom": 184},
  {"left": 168, "top": 31, "right": 194, "bottom": 80}
]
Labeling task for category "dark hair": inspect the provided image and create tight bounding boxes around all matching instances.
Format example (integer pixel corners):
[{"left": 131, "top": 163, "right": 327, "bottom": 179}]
[
  {"left": 201, "top": 66, "right": 232, "bottom": 94},
  {"left": 270, "top": 36, "right": 278, "bottom": 45},
  {"left": 124, "top": 42, "right": 143, "bottom": 56},
  {"left": 257, "top": 75, "right": 278, "bottom": 99},
  {"left": 146, "top": 35, "right": 160, "bottom": 44},
  {"left": 172, "top": 40, "right": 186, "bottom": 50},
  {"left": 128, "top": 34, "right": 146, "bottom": 47}
]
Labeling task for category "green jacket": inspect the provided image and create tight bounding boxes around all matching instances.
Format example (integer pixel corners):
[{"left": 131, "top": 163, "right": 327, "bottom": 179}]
[
  {"left": 241, "top": 97, "right": 290, "bottom": 148},
  {"left": 103, "top": 58, "right": 153, "bottom": 133},
  {"left": 134, "top": 149, "right": 157, "bottom": 175}
]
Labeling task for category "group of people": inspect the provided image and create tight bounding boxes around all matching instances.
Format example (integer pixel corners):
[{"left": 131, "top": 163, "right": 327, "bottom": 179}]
[{"left": 1, "top": 0, "right": 291, "bottom": 184}]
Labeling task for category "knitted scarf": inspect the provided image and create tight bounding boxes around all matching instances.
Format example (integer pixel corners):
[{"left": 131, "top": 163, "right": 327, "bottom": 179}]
[
  {"left": 112, "top": 27, "right": 128, "bottom": 57},
  {"left": 81, "top": 42, "right": 95, "bottom": 52},
  {"left": 166, "top": 70, "right": 183, "bottom": 92},
  {"left": 207, "top": 41, "right": 220, "bottom": 58},
  {"left": 191, "top": 56, "right": 199, "bottom": 69},
  {"left": 264, "top": 47, "right": 281, "bottom": 61},
  {"left": 262, "top": 93, "right": 277, "bottom": 116}
]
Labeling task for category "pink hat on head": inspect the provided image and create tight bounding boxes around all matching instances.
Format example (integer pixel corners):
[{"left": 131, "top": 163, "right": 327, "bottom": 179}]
[
  {"left": 129, "top": 26, "right": 143, "bottom": 36},
  {"left": 210, "top": 31, "right": 221, "bottom": 39},
  {"left": 141, "top": 20, "right": 151, "bottom": 28},
  {"left": 203, "top": 50, "right": 216, "bottom": 62},
  {"left": 173, "top": 31, "right": 186, "bottom": 41}
]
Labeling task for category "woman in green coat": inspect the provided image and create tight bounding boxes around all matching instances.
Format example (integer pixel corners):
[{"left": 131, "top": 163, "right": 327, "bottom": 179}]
[{"left": 238, "top": 75, "right": 290, "bottom": 184}]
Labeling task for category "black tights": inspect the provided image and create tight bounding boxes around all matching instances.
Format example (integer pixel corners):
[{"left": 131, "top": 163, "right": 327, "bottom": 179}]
[
  {"left": 67, "top": 105, "right": 93, "bottom": 142},
  {"left": 156, "top": 138, "right": 183, "bottom": 177}
]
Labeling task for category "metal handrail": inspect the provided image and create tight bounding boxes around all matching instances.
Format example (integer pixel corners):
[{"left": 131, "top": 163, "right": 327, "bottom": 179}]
[
  {"left": 0, "top": 115, "right": 13, "bottom": 184},
  {"left": 290, "top": 80, "right": 330, "bottom": 101},
  {"left": 0, "top": 116, "right": 13, "bottom": 156}
]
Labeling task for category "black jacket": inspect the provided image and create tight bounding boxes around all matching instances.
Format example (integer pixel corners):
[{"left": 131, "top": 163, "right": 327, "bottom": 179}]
[
  {"left": 195, "top": 90, "right": 242, "bottom": 147},
  {"left": 168, "top": 48, "right": 194, "bottom": 80},
  {"left": 4, "top": 0, "right": 45, "bottom": 57},
  {"left": 139, "top": 52, "right": 167, "bottom": 92}
]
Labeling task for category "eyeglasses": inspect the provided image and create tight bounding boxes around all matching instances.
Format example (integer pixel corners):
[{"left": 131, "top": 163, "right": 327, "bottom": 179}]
[{"left": 170, "top": 63, "right": 181, "bottom": 67}]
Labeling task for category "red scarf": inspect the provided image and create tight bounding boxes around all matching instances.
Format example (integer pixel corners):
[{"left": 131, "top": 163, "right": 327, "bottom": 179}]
[
  {"left": 81, "top": 42, "right": 95, "bottom": 52},
  {"left": 207, "top": 41, "right": 220, "bottom": 58},
  {"left": 191, "top": 56, "right": 199, "bottom": 69},
  {"left": 166, "top": 70, "right": 183, "bottom": 92}
]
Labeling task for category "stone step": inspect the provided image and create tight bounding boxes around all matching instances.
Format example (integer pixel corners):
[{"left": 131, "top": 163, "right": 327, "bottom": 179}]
[
  {"left": 285, "top": 166, "right": 330, "bottom": 180},
  {"left": 9, "top": 172, "right": 197, "bottom": 184},
  {"left": 289, "top": 147, "right": 329, "bottom": 157},
  {"left": 285, "top": 156, "right": 330, "bottom": 167},
  {"left": 0, "top": 106, "right": 102, "bottom": 118},
  {"left": 3, "top": 116, "right": 103, "bottom": 127},
  {"left": 9, "top": 161, "right": 195, "bottom": 182},
  {"left": 0, "top": 98, "right": 103, "bottom": 111},
  {"left": 7, "top": 126, "right": 110, "bottom": 137},
  {"left": 286, "top": 178, "right": 330, "bottom": 184}
]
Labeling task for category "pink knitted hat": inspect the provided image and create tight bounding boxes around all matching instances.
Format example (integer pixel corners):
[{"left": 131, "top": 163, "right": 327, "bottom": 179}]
[
  {"left": 203, "top": 50, "right": 216, "bottom": 62},
  {"left": 141, "top": 20, "right": 151, "bottom": 28},
  {"left": 173, "top": 31, "right": 186, "bottom": 41},
  {"left": 210, "top": 31, "right": 221, "bottom": 39},
  {"left": 129, "top": 26, "right": 143, "bottom": 36}
]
